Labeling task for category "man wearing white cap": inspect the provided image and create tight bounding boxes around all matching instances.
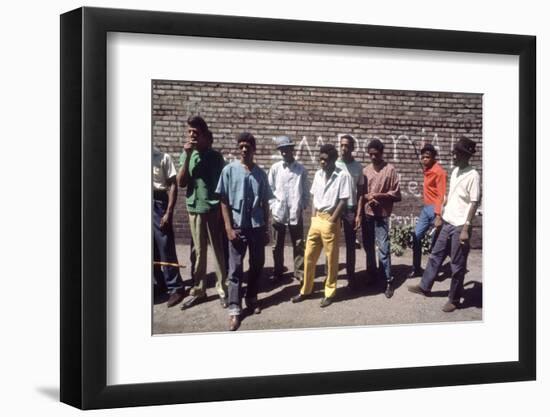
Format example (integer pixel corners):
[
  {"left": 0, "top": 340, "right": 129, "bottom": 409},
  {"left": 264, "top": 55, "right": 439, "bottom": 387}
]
[{"left": 268, "top": 136, "right": 309, "bottom": 284}]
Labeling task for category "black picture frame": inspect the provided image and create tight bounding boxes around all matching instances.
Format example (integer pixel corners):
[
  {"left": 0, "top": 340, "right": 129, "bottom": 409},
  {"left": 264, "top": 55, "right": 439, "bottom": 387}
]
[{"left": 60, "top": 6, "right": 536, "bottom": 410}]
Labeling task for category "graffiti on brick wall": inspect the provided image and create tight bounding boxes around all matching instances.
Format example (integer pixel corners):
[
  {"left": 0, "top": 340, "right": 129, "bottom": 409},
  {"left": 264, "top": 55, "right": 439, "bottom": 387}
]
[
  {"left": 258, "top": 129, "right": 457, "bottom": 200},
  {"left": 216, "top": 129, "right": 458, "bottom": 201}
]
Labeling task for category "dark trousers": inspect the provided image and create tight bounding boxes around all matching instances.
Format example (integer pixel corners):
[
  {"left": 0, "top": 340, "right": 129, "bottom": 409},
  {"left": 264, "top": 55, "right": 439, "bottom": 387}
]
[
  {"left": 227, "top": 227, "right": 266, "bottom": 316},
  {"left": 420, "top": 221, "right": 470, "bottom": 303},
  {"left": 272, "top": 221, "right": 305, "bottom": 280},
  {"left": 341, "top": 207, "right": 358, "bottom": 280},
  {"left": 362, "top": 215, "right": 392, "bottom": 282},
  {"left": 153, "top": 198, "right": 184, "bottom": 294}
]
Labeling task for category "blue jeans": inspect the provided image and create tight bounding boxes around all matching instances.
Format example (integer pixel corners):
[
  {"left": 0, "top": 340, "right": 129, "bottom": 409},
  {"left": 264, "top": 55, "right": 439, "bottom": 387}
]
[
  {"left": 412, "top": 205, "right": 435, "bottom": 271},
  {"left": 152, "top": 198, "right": 185, "bottom": 294},
  {"left": 362, "top": 215, "right": 392, "bottom": 282},
  {"left": 420, "top": 221, "right": 470, "bottom": 303},
  {"left": 227, "top": 227, "right": 266, "bottom": 316}
]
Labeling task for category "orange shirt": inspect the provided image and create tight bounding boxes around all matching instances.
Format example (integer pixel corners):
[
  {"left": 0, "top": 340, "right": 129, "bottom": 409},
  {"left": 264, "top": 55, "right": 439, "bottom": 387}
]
[{"left": 423, "top": 162, "right": 447, "bottom": 215}]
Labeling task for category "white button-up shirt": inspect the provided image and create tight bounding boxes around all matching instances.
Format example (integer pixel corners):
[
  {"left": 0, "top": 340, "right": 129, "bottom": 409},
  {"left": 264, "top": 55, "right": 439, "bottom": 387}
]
[
  {"left": 310, "top": 166, "right": 352, "bottom": 213},
  {"left": 152, "top": 148, "right": 177, "bottom": 191},
  {"left": 268, "top": 160, "right": 309, "bottom": 225},
  {"left": 442, "top": 165, "right": 481, "bottom": 226},
  {"left": 336, "top": 159, "right": 364, "bottom": 207}
]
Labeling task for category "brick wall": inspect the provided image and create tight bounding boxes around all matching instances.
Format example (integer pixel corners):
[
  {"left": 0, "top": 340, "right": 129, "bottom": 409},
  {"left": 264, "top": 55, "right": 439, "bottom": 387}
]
[{"left": 152, "top": 80, "right": 483, "bottom": 249}]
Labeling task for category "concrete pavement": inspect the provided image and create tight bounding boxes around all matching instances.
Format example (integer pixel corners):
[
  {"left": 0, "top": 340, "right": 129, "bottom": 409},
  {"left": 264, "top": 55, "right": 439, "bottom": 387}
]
[{"left": 153, "top": 244, "right": 482, "bottom": 334}]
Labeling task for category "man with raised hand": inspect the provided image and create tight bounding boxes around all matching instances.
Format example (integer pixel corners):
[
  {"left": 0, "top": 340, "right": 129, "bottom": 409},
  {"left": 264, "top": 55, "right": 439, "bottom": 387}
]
[
  {"left": 408, "top": 138, "right": 480, "bottom": 313},
  {"left": 291, "top": 144, "right": 351, "bottom": 308},
  {"left": 177, "top": 116, "right": 228, "bottom": 310},
  {"left": 216, "top": 132, "right": 273, "bottom": 331},
  {"left": 268, "top": 135, "right": 309, "bottom": 285}
]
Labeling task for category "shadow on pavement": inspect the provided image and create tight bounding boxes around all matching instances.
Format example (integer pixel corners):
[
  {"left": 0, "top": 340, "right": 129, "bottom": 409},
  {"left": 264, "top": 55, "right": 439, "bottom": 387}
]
[
  {"left": 176, "top": 262, "right": 482, "bottom": 312},
  {"left": 153, "top": 290, "right": 169, "bottom": 305},
  {"left": 460, "top": 281, "right": 483, "bottom": 309},
  {"left": 425, "top": 280, "right": 483, "bottom": 309},
  {"left": 257, "top": 264, "right": 345, "bottom": 310}
]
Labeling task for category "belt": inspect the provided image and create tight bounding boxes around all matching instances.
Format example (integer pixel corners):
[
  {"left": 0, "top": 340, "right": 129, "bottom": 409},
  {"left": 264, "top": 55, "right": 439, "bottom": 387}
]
[
  {"left": 153, "top": 189, "right": 168, "bottom": 200},
  {"left": 316, "top": 212, "right": 332, "bottom": 220}
]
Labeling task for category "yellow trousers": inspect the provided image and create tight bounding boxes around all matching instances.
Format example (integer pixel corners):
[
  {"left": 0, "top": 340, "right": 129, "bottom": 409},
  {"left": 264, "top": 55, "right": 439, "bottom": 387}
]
[{"left": 300, "top": 212, "right": 340, "bottom": 298}]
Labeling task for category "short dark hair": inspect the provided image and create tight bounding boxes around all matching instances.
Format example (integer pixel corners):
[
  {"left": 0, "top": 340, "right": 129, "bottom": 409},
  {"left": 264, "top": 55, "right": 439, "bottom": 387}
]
[
  {"left": 420, "top": 143, "right": 438, "bottom": 157},
  {"left": 367, "top": 139, "right": 385, "bottom": 152},
  {"left": 236, "top": 131, "right": 256, "bottom": 149},
  {"left": 340, "top": 134, "right": 355, "bottom": 149},
  {"left": 320, "top": 144, "right": 338, "bottom": 161},
  {"left": 187, "top": 115, "right": 209, "bottom": 133}
]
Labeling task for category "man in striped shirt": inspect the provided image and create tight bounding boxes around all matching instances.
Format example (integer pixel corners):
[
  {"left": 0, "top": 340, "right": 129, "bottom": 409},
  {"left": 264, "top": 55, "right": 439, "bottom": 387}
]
[{"left": 356, "top": 139, "right": 401, "bottom": 299}]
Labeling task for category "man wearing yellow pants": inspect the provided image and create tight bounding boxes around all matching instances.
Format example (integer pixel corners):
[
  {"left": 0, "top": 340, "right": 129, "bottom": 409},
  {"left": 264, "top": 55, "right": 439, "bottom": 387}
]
[{"left": 291, "top": 144, "right": 351, "bottom": 308}]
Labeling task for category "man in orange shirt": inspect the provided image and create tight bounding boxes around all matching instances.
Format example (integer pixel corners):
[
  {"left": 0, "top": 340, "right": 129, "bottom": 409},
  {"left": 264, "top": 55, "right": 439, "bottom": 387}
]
[{"left": 409, "top": 144, "right": 447, "bottom": 277}]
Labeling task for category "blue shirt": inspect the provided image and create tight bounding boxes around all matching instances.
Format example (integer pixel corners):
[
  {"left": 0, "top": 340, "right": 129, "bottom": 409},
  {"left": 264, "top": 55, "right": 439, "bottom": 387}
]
[{"left": 215, "top": 161, "right": 273, "bottom": 228}]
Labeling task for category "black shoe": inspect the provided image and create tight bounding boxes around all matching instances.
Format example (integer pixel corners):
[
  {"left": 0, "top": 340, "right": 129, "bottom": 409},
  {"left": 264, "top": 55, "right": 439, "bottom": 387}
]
[
  {"left": 407, "top": 268, "right": 424, "bottom": 278},
  {"left": 219, "top": 297, "right": 228, "bottom": 309},
  {"left": 407, "top": 284, "right": 430, "bottom": 296},
  {"left": 320, "top": 297, "right": 333, "bottom": 308},
  {"left": 268, "top": 273, "right": 282, "bottom": 283},
  {"left": 180, "top": 294, "right": 206, "bottom": 310},
  {"left": 245, "top": 298, "right": 261, "bottom": 314},
  {"left": 291, "top": 293, "right": 309, "bottom": 303},
  {"left": 384, "top": 282, "right": 394, "bottom": 299}
]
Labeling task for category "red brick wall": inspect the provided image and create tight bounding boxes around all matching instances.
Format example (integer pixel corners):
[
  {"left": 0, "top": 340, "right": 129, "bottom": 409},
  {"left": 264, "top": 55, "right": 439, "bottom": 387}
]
[{"left": 152, "top": 80, "right": 483, "bottom": 248}]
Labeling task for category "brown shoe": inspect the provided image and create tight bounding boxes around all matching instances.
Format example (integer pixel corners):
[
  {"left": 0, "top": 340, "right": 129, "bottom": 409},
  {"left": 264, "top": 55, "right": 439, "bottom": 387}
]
[
  {"left": 166, "top": 291, "right": 185, "bottom": 308},
  {"left": 407, "top": 284, "right": 430, "bottom": 296},
  {"left": 442, "top": 301, "right": 458, "bottom": 312},
  {"left": 229, "top": 316, "right": 240, "bottom": 331},
  {"left": 180, "top": 294, "right": 206, "bottom": 310}
]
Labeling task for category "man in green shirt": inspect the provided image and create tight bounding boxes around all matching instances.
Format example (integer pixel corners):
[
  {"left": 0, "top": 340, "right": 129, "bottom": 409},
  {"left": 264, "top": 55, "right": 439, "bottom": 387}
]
[{"left": 177, "top": 116, "right": 228, "bottom": 309}]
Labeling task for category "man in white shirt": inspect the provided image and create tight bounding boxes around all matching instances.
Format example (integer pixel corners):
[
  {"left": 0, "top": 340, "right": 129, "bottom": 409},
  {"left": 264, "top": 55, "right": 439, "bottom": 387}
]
[
  {"left": 152, "top": 147, "right": 186, "bottom": 307},
  {"left": 268, "top": 136, "right": 309, "bottom": 283},
  {"left": 408, "top": 138, "right": 480, "bottom": 312},
  {"left": 335, "top": 134, "right": 364, "bottom": 290},
  {"left": 291, "top": 144, "right": 352, "bottom": 308}
]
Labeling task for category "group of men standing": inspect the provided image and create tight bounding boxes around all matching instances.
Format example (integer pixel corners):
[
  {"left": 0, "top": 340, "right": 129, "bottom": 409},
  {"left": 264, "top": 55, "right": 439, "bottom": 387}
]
[{"left": 152, "top": 115, "right": 480, "bottom": 331}]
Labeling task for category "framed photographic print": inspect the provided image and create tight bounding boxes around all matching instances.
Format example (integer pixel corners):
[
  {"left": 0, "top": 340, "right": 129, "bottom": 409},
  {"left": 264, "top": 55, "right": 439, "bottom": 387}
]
[{"left": 60, "top": 6, "right": 536, "bottom": 410}]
